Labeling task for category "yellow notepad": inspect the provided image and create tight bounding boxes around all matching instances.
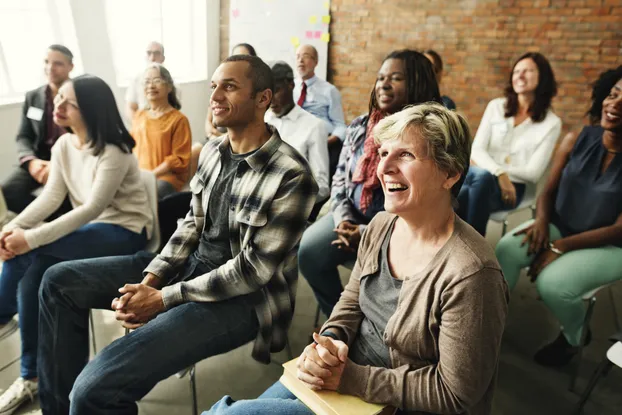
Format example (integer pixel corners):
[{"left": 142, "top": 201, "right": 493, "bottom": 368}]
[{"left": 280, "top": 359, "right": 396, "bottom": 415}]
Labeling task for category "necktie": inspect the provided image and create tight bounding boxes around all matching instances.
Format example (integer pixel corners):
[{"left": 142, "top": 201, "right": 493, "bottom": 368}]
[{"left": 297, "top": 82, "right": 307, "bottom": 107}]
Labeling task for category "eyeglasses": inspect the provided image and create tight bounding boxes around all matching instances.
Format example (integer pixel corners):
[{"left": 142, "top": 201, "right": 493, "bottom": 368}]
[
  {"left": 146, "top": 50, "right": 163, "bottom": 57},
  {"left": 143, "top": 78, "right": 166, "bottom": 87}
]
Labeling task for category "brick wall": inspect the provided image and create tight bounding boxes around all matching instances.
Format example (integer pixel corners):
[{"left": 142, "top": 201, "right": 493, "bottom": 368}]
[{"left": 219, "top": 0, "right": 621, "bottom": 135}]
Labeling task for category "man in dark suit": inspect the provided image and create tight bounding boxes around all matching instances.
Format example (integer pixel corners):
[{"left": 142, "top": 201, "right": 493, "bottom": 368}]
[{"left": 1, "top": 44, "right": 74, "bottom": 215}]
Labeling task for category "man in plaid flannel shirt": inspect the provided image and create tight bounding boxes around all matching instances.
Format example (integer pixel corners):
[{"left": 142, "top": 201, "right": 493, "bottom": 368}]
[{"left": 37, "top": 55, "right": 318, "bottom": 415}]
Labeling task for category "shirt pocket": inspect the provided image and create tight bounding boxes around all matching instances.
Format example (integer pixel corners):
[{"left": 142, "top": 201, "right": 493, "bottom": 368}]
[
  {"left": 188, "top": 175, "right": 205, "bottom": 218},
  {"left": 489, "top": 120, "right": 509, "bottom": 152}
]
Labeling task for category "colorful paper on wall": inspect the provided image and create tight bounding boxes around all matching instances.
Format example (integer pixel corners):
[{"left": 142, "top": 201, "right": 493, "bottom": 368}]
[
  {"left": 309, "top": 15, "right": 317, "bottom": 24},
  {"left": 321, "top": 33, "right": 330, "bottom": 43}
]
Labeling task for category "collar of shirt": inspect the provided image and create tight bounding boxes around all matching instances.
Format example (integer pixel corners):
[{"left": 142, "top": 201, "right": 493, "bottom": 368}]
[
  {"left": 296, "top": 75, "right": 318, "bottom": 87},
  {"left": 267, "top": 105, "right": 305, "bottom": 123},
  {"left": 215, "top": 124, "right": 281, "bottom": 173}
]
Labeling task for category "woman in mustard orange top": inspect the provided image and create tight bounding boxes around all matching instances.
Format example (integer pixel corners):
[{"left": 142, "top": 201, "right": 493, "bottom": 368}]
[{"left": 132, "top": 63, "right": 192, "bottom": 199}]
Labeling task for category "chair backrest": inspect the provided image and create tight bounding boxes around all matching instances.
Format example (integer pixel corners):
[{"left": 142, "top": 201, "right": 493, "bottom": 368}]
[{"left": 140, "top": 170, "right": 161, "bottom": 253}]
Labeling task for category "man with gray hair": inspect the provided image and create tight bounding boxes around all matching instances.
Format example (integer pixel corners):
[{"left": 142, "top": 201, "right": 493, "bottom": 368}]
[
  {"left": 265, "top": 61, "right": 330, "bottom": 219},
  {"left": 0, "top": 44, "right": 73, "bottom": 220},
  {"left": 125, "top": 41, "right": 165, "bottom": 121},
  {"left": 294, "top": 44, "right": 346, "bottom": 183}
]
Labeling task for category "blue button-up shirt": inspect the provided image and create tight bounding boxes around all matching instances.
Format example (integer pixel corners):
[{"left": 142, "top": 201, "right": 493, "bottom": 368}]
[{"left": 294, "top": 75, "right": 347, "bottom": 141}]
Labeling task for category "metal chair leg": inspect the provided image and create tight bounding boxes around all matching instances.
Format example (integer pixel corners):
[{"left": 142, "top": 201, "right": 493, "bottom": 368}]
[
  {"left": 89, "top": 311, "right": 97, "bottom": 354},
  {"left": 609, "top": 286, "right": 620, "bottom": 332},
  {"left": 313, "top": 304, "right": 321, "bottom": 328},
  {"left": 574, "top": 357, "right": 613, "bottom": 414},
  {"left": 570, "top": 297, "right": 597, "bottom": 392},
  {"left": 189, "top": 365, "right": 198, "bottom": 415},
  {"left": 501, "top": 220, "right": 508, "bottom": 236}
]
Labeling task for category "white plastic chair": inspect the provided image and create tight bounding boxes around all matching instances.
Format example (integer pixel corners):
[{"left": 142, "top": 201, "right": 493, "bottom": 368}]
[
  {"left": 489, "top": 182, "right": 537, "bottom": 236},
  {"left": 574, "top": 333, "right": 622, "bottom": 414}
]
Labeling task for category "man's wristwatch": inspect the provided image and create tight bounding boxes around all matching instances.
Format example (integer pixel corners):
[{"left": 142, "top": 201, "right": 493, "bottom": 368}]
[{"left": 548, "top": 242, "right": 564, "bottom": 255}]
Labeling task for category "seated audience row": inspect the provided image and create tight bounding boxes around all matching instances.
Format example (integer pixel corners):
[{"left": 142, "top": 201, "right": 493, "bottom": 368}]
[
  {"left": 496, "top": 66, "right": 622, "bottom": 366},
  {"left": 0, "top": 37, "right": 619, "bottom": 415}
]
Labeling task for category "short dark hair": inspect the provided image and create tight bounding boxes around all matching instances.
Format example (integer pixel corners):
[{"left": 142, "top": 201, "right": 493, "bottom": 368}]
[
  {"left": 586, "top": 66, "right": 622, "bottom": 125},
  {"left": 48, "top": 44, "right": 73, "bottom": 63},
  {"left": 504, "top": 52, "right": 557, "bottom": 123},
  {"left": 424, "top": 49, "right": 443, "bottom": 75},
  {"left": 71, "top": 75, "right": 135, "bottom": 156},
  {"left": 223, "top": 55, "right": 274, "bottom": 97},
  {"left": 369, "top": 49, "right": 442, "bottom": 114},
  {"left": 232, "top": 43, "right": 257, "bottom": 57}
]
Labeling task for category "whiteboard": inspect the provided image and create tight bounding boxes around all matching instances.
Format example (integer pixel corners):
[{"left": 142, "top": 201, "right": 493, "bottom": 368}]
[{"left": 229, "top": 0, "right": 331, "bottom": 80}]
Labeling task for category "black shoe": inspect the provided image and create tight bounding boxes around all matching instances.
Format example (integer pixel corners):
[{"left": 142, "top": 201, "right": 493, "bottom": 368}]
[{"left": 534, "top": 330, "right": 592, "bottom": 367}]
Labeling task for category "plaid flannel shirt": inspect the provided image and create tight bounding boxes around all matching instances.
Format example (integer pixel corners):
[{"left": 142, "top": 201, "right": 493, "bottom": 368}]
[{"left": 144, "top": 127, "right": 318, "bottom": 363}]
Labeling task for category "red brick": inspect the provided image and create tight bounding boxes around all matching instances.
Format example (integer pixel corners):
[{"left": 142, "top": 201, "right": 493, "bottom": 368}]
[{"left": 220, "top": 0, "right": 622, "bottom": 135}]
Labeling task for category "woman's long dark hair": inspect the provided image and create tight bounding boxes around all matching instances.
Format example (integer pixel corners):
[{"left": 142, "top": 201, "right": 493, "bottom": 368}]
[
  {"left": 504, "top": 52, "right": 557, "bottom": 122},
  {"left": 368, "top": 49, "right": 442, "bottom": 114},
  {"left": 71, "top": 74, "right": 135, "bottom": 155},
  {"left": 586, "top": 65, "right": 622, "bottom": 125}
]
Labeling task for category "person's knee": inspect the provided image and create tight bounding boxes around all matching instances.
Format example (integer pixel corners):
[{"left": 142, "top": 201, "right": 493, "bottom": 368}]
[
  {"left": 70, "top": 363, "right": 110, "bottom": 410},
  {"left": 39, "top": 262, "right": 72, "bottom": 303},
  {"left": 536, "top": 272, "right": 567, "bottom": 305},
  {"left": 471, "top": 167, "right": 495, "bottom": 187}
]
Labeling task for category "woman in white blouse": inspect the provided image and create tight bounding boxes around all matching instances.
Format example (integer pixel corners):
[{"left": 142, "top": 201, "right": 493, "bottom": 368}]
[
  {"left": 0, "top": 75, "right": 152, "bottom": 412},
  {"left": 457, "top": 52, "right": 562, "bottom": 236}
]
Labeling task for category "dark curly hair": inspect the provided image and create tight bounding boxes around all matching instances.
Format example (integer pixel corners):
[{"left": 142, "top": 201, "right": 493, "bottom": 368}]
[
  {"left": 586, "top": 65, "right": 622, "bottom": 125},
  {"left": 369, "top": 49, "right": 442, "bottom": 114},
  {"left": 504, "top": 52, "right": 557, "bottom": 123}
]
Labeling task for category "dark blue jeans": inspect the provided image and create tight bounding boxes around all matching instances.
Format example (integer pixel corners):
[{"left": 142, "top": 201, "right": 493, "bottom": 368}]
[
  {"left": 37, "top": 252, "right": 259, "bottom": 415},
  {"left": 0, "top": 223, "right": 145, "bottom": 379},
  {"left": 457, "top": 166, "right": 526, "bottom": 236},
  {"left": 204, "top": 381, "right": 313, "bottom": 414},
  {"left": 298, "top": 213, "right": 357, "bottom": 318}
]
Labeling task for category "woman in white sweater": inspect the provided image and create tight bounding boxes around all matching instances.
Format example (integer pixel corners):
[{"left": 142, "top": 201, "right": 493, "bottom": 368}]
[
  {"left": 457, "top": 52, "right": 562, "bottom": 236},
  {"left": 0, "top": 74, "right": 152, "bottom": 412}
]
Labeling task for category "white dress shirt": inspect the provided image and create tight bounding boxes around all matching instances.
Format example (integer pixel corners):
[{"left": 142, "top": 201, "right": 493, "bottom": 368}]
[
  {"left": 265, "top": 105, "right": 330, "bottom": 201},
  {"left": 471, "top": 97, "right": 562, "bottom": 184},
  {"left": 294, "top": 75, "right": 347, "bottom": 141}
]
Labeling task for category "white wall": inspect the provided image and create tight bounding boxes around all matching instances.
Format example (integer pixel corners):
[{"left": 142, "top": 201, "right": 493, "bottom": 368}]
[{"left": 0, "top": 0, "right": 219, "bottom": 182}]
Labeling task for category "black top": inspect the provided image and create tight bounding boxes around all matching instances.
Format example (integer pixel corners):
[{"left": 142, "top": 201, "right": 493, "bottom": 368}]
[
  {"left": 349, "top": 217, "right": 402, "bottom": 368},
  {"left": 195, "top": 147, "right": 255, "bottom": 269},
  {"left": 553, "top": 125, "right": 622, "bottom": 242}
]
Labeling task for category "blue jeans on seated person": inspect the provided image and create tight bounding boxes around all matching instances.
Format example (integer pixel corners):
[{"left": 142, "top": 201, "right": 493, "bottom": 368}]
[
  {"left": 37, "top": 252, "right": 259, "bottom": 415},
  {"left": 204, "top": 381, "right": 314, "bottom": 415},
  {"left": 457, "top": 166, "right": 526, "bottom": 236},
  {"left": 0, "top": 223, "right": 145, "bottom": 380},
  {"left": 298, "top": 212, "right": 357, "bottom": 318}
]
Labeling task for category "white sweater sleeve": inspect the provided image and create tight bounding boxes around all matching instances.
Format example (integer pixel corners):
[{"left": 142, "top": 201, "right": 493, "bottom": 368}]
[
  {"left": 470, "top": 100, "right": 505, "bottom": 176},
  {"left": 23, "top": 146, "right": 132, "bottom": 249},
  {"left": 506, "top": 117, "right": 562, "bottom": 183},
  {"left": 3, "top": 141, "right": 69, "bottom": 233}
]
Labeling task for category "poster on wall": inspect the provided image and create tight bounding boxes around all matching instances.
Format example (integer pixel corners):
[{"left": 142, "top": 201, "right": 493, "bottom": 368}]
[{"left": 229, "top": 0, "right": 331, "bottom": 80}]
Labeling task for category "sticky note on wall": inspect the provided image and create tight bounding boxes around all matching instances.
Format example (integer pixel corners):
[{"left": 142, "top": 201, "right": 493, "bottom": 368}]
[
  {"left": 323, "top": 1, "right": 329, "bottom": 9},
  {"left": 305, "top": 31, "right": 313, "bottom": 39},
  {"left": 290, "top": 36, "right": 300, "bottom": 47},
  {"left": 321, "top": 33, "right": 330, "bottom": 43},
  {"left": 309, "top": 15, "right": 317, "bottom": 24},
  {"left": 322, "top": 15, "right": 331, "bottom": 24}
]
